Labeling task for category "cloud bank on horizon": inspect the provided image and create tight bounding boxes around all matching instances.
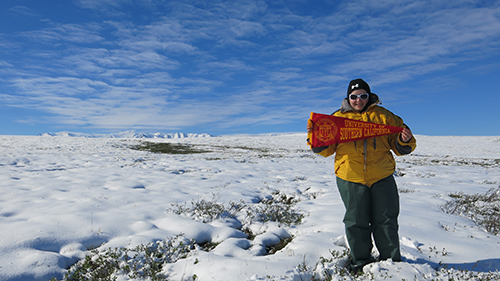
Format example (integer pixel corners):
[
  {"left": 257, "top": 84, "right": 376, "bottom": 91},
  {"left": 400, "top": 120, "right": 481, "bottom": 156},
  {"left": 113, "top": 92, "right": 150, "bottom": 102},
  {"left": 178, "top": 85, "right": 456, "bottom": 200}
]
[{"left": 1, "top": 0, "right": 499, "bottom": 136}]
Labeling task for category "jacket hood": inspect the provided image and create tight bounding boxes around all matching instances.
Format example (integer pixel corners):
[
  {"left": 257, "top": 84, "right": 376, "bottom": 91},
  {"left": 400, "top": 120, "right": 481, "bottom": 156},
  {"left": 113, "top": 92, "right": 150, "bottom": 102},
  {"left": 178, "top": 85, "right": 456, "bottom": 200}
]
[{"left": 340, "top": 93, "right": 380, "bottom": 113}]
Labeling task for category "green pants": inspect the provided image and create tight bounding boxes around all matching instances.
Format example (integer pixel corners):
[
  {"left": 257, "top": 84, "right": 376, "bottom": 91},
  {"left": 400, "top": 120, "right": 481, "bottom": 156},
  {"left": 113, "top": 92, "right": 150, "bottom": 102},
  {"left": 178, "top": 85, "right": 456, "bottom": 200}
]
[{"left": 336, "top": 175, "right": 401, "bottom": 268}]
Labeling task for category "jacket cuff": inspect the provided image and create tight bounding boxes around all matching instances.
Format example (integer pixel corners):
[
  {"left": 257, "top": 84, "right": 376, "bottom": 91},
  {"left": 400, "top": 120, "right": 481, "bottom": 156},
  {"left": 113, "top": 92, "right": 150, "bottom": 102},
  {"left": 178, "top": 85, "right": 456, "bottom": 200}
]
[{"left": 396, "top": 137, "right": 413, "bottom": 155}]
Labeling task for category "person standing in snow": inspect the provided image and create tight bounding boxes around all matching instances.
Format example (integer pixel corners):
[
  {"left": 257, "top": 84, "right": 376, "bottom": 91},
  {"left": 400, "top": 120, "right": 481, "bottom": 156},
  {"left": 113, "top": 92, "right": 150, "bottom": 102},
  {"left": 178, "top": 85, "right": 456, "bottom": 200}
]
[{"left": 307, "top": 78, "right": 416, "bottom": 273}]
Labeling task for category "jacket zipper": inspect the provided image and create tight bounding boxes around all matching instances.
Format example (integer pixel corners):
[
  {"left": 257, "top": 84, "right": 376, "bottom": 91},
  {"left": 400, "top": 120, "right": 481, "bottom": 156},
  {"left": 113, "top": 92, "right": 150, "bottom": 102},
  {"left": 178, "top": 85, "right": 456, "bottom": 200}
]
[{"left": 363, "top": 139, "right": 367, "bottom": 172}]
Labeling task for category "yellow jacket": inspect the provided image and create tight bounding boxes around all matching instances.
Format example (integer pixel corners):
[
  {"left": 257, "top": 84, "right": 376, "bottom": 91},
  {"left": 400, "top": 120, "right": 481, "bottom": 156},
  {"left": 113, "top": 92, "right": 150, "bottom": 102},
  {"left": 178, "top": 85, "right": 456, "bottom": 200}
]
[{"left": 309, "top": 95, "right": 416, "bottom": 187}]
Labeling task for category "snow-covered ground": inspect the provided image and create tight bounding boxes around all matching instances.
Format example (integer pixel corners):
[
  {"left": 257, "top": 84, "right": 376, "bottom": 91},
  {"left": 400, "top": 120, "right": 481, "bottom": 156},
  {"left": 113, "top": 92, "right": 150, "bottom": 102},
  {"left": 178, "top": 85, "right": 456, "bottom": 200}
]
[{"left": 0, "top": 133, "right": 499, "bottom": 281}]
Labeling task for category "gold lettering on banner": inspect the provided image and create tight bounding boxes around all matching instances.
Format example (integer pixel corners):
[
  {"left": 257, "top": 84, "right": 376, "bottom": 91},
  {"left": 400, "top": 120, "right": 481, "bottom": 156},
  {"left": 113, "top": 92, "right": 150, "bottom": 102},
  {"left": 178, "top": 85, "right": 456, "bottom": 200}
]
[
  {"left": 340, "top": 127, "right": 363, "bottom": 141},
  {"left": 344, "top": 119, "right": 378, "bottom": 129},
  {"left": 364, "top": 127, "right": 391, "bottom": 137},
  {"left": 341, "top": 119, "right": 390, "bottom": 140}
]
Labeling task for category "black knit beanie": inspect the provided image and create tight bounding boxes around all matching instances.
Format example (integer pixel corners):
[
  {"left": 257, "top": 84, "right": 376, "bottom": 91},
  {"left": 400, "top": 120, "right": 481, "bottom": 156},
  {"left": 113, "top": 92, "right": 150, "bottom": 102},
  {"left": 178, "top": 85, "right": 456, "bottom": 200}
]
[{"left": 347, "top": 79, "right": 371, "bottom": 97}]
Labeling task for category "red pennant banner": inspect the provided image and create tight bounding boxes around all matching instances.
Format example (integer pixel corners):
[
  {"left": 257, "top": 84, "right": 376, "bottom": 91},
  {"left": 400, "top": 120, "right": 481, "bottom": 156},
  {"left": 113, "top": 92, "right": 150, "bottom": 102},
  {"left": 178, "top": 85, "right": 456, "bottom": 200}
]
[{"left": 309, "top": 112, "right": 404, "bottom": 148}]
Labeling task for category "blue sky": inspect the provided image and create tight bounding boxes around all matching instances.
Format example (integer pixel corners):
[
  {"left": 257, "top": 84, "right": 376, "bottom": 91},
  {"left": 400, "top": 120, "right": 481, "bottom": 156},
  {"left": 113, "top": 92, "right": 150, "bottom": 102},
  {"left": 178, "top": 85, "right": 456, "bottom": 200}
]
[{"left": 1, "top": 0, "right": 499, "bottom": 136}]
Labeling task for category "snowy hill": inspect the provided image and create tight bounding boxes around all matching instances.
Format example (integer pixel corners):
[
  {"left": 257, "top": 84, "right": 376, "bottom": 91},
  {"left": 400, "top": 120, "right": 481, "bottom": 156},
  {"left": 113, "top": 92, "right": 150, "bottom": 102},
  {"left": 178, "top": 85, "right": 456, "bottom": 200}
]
[
  {"left": 38, "top": 130, "right": 213, "bottom": 138},
  {"left": 0, "top": 133, "right": 499, "bottom": 281}
]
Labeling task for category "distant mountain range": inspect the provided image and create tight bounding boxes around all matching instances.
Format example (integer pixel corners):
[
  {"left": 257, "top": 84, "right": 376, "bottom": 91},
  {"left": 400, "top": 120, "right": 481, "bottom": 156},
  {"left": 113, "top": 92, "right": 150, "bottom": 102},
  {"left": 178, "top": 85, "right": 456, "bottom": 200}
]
[{"left": 38, "top": 130, "right": 213, "bottom": 138}]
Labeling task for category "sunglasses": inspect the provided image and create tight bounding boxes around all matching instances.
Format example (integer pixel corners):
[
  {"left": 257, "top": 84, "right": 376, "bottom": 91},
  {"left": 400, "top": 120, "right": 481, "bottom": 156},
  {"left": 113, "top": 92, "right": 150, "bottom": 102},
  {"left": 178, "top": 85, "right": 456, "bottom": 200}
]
[{"left": 349, "top": 93, "right": 369, "bottom": 100}]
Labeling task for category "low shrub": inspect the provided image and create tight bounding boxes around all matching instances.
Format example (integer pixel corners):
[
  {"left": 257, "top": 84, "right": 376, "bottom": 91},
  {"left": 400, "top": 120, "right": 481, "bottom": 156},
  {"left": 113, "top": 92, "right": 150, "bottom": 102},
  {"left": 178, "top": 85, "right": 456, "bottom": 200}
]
[
  {"left": 169, "top": 191, "right": 305, "bottom": 227},
  {"left": 168, "top": 196, "right": 245, "bottom": 223},
  {"left": 131, "top": 142, "right": 210, "bottom": 154},
  {"left": 246, "top": 191, "right": 305, "bottom": 226},
  {"left": 440, "top": 187, "right": 500, "bottom": 235},
  {"left": 54, "top": 235, "right": 195, "bottom": 281}
]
